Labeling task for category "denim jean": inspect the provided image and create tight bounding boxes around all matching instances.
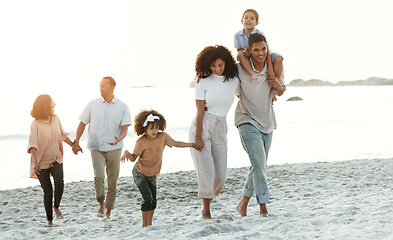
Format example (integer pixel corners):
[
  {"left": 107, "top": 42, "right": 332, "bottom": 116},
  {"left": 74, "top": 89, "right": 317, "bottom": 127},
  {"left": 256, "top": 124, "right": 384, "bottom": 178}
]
[{"left": 238, "top": 123, "right": 273, "bottom": 204}]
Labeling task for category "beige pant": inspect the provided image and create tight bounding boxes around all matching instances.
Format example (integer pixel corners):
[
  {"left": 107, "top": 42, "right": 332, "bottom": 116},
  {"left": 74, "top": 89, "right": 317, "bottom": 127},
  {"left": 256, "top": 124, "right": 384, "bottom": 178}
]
[
  {"left": 91, "top": 148, "right": 122, "bottom": 210},
  {"left": 190, "top": 113, "right": 228, "bottom": 198}
]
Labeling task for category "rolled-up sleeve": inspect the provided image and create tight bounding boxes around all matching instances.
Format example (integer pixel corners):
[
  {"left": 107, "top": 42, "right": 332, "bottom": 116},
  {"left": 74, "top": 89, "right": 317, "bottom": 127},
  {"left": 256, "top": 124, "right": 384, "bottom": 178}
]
[
  {"left": 27, "top": 122, "right": 38, "bottom": 154},
  {"left": 121, "top": 105, "right": 132, "bottom": 127}
]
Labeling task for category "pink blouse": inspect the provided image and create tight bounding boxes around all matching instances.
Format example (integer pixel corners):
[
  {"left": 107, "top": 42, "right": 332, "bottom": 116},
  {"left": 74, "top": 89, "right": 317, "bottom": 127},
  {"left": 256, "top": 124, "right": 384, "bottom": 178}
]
[{"left": 27, "top": 115, "right": 68, "bottom": 178}]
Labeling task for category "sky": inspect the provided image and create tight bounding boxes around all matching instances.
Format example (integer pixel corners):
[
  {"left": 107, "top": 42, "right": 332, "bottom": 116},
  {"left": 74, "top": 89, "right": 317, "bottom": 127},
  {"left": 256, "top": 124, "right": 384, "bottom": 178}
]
[{"left": 1, "top": 0, "right": 393, "bottom": 90}]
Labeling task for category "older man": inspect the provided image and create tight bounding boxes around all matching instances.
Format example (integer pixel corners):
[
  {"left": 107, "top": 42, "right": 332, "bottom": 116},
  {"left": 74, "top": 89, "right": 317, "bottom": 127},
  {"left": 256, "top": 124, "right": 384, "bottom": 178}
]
[
  {"left": 72, "top": 76, "right": 131, "bottom": 218},
  {"left": 235, "top": 33, "right": 286, "bottom": 217}
]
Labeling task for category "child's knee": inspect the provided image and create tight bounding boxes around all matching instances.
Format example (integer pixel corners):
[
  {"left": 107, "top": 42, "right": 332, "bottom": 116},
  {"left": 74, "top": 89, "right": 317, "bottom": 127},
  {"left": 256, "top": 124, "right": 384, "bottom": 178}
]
[{"left": 274, "top": 56, "right": 283, "bottom": 64}]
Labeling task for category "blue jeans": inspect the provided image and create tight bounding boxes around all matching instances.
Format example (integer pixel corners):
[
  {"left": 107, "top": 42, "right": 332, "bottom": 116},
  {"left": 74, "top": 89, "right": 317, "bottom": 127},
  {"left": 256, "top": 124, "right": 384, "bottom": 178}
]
[{"left": 238, "top": 123, "right": 273, "bottom": 204}]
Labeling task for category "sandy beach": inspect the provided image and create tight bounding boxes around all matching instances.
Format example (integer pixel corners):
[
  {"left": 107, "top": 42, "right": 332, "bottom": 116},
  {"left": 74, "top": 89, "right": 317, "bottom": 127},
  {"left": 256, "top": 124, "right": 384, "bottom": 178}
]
[{"left": 0, "top": 158, "right": 392, "bottom": 240}]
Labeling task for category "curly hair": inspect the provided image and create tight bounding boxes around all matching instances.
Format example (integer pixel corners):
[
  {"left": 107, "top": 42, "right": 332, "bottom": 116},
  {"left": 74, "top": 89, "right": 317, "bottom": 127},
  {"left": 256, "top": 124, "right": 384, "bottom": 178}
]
[
  {"left": 195, "top": 45, "right": 238, "bottom": 82},
  {"left": 134, "top": 109, "right": 166, "bottom": 136},
  {"left": 30, "top": 94, "right": 55, "bottom": 120}
]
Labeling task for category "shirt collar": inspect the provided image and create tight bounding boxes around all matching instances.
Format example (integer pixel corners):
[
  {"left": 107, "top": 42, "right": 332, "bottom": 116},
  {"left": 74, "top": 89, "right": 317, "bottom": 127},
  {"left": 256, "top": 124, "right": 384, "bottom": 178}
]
[
  {"left": 101, "top": 96, "right": 117, "bottom": 104},
  {"left": 250, "top": 59, "right": 268, "bottom": 76},
  {"left": 241, "top": 28, "right": 259, "bottom": 38}
]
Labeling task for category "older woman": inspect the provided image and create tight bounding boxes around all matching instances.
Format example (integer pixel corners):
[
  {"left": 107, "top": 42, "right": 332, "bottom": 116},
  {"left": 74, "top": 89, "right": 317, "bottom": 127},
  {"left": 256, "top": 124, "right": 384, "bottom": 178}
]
[
  {"left": 28, "top": 94, "right": 73, "bottom": 225},
  {"left": 189, "top": 45, "right": 239, "bottom": 219}
]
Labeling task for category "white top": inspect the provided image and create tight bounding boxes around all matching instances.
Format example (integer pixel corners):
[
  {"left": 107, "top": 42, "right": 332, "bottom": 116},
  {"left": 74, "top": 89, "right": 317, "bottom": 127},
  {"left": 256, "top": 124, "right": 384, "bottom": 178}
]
[
  {"left": 79, "top": 97, "right": 132, "bottom": 151},
  {"left": 195, "top": 74, "right": 239, "bottom": 117},
  {"left": 235, "top": 62, "right": 285, "bottom": 134}
]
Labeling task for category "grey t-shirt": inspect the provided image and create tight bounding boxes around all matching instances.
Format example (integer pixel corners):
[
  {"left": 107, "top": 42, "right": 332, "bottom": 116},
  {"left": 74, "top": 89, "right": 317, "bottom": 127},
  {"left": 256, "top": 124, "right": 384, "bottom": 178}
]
[{"left": 234, "top": 62, "right": 285, "bottom": 134}]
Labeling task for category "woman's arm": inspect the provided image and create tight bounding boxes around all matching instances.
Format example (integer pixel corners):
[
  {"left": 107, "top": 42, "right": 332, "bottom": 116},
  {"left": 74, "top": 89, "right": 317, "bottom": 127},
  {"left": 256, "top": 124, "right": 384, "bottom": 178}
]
[
  {"left": 64, "top": 137, "right": 73, "bottom": 147},
  {"left": 194, "top": 100, "right": 205, "bottom": 151}
]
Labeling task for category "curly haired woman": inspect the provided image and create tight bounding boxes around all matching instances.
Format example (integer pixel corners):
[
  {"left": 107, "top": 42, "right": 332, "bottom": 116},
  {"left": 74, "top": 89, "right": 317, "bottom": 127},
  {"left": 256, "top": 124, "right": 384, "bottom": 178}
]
[{"left": 189, "top": 45, "right": 239, "bottom": 219}]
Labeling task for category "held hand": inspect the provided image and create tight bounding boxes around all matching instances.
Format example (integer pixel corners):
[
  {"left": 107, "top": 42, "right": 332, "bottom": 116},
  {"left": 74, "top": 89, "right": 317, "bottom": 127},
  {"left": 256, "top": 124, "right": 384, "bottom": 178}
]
[
  {"left": 268, "top": 76, "right": 281, "bottom": 89},
  {"left": 72, "top": 142, "right": 83, "bottom": 155},
  {"left": 194, "top": 137, "right": 204, "bottom": 151},
  {"left": 243, "top": 48, "right": 251, "bottom": 57},
  {"left": 108, "top": 136, "right": 120, "bottom": 146}
]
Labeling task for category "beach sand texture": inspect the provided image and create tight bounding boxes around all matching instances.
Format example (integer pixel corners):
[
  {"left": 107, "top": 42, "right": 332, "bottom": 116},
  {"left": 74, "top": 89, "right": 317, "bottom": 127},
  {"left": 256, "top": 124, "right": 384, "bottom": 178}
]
[{"left": 0, "top": 158, "right": 392, "bottom": 240}]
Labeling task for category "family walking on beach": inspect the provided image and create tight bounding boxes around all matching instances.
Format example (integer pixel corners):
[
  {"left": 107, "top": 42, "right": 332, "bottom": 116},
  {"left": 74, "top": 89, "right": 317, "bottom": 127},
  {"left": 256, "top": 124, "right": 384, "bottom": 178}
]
[{"left": 27, "top": 9, "right": 286, "bottom": 227}]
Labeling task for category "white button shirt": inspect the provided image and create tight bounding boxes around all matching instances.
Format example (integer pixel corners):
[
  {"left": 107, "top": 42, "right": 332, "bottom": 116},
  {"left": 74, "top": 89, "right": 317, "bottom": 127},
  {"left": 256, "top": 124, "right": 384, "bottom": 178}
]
[{"left": 79, "top": 97, "right": 131, "bottom": 152}]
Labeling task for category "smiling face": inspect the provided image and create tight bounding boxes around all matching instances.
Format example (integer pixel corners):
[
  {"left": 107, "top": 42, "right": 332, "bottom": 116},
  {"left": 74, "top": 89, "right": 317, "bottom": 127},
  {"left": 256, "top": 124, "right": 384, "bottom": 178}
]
[
  {"left": 210, "top": 59, "right": 225, "bottom": 76},
  {"left": 241, "top": 11, "right": 259, "bottom": 32},
  {"left": 250, "top": 41, "right": 268, "bottom": 67},
  {"left": 145, "top": 122, "right": 160, "bottom": 139}
]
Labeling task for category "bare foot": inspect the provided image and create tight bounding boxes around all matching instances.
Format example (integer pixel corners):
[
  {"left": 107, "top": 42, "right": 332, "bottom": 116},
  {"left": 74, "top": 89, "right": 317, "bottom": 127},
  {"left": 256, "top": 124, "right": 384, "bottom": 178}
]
[
  {"left": 54, "top": 207, "right": 63, "bottom": 219},
  {"left": 260, "top": 203, "right": 269, "bottom": 217},
  {"left": 202, "top": 211, "right": 212, "bottom": 219},
  {"left": 236, "top": 202, "right": 247, "bottom": 217},
  {"left": 105, "top": 209, "right": 111, "bottom": 219},
  {"left": 97, "top": 202, "right": 105, "bottom": 218},
  {"left": 47, "top": 220, "right": 53, "bottom": 226},
  {"left": 250, "top": 74, "right": 259, "bottom": 83},
  {"left": 270, "top": 88, "right": 278, "bottom": 96}
]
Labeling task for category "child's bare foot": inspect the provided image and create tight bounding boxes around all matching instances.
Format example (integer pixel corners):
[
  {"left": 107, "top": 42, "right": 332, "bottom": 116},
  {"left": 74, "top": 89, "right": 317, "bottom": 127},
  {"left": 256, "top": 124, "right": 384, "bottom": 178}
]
[
  {"left": 250, "top": 73, "right": 259, "bottom": 83},
  {"left": 202, "top": 210, "right": 212, "bottom": 219},
  {"left": 260, "top": 203, "right": 269, "bottom": 217},
  {"left": 270, "top": 88, "right": 278, "bottom": 96},
  {"left": 236, "top": 202, "right": 247, "bottom": 217},
  {"left": 54, "top": 207, "right": 63, "bottom": 219}
]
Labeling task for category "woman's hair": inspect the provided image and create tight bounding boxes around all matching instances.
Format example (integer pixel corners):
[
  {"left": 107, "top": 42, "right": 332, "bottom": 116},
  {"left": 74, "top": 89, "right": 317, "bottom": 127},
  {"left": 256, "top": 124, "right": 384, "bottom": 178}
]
[
  {"left": 30, "top": 94, "right": 55, "bottom": 120},
  {"left": 194, "top": 45, "right": 238, "bottom": 82},
  {"left": 134, "top": 109, "right": 166, "bottom": 136},
  {"left": 242, "top": 9, "right": 259, "bottom": 22}
]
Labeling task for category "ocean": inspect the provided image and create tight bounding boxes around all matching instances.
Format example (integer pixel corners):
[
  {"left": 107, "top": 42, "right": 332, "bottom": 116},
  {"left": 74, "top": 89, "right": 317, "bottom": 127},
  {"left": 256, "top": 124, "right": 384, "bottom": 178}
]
[{"left": 1, "top": 85, "right": 392, "bottom": 190}]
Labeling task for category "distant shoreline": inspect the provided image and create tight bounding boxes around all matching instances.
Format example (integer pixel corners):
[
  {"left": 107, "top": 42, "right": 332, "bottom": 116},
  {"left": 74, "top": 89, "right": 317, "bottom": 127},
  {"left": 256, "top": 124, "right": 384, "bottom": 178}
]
[{"left": 288, "top": 77, "right": 393, "bottom": 87}]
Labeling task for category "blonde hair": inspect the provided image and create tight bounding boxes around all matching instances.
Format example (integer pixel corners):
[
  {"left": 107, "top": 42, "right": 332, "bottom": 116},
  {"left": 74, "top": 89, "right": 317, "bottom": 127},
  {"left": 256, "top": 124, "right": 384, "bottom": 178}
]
[{"left": 30, "top": 94, "right": 55, "bottom": 120}]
